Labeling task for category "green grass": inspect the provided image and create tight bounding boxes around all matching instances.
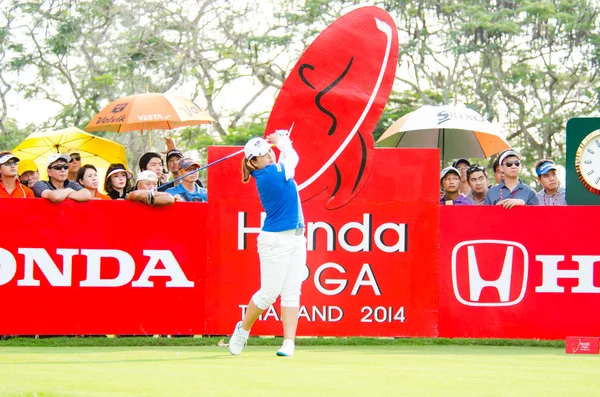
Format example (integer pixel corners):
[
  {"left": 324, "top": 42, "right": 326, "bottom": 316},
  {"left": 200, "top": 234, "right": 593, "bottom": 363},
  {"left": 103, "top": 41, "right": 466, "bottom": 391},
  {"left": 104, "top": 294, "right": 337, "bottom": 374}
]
[
  {"left": 0, "top": 345, "right": 598, "bottom": 397},
  {"left": 0, "top": 336, "right": 565, "bottom": 348}
]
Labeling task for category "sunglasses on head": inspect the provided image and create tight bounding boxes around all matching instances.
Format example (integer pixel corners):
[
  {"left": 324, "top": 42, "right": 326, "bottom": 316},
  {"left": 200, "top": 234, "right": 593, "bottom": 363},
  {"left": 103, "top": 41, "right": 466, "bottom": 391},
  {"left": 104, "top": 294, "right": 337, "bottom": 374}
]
[
  {"left": 504, "top": 160, "right": 521, "bottom": 167},
  {"left": 69, "top": 155, "right": 81, "bottom": 162},
  {"left": 468, "top": 165, "right": 485, "bottom": 172},
  {"left": 3, "top": 160, "right": 18, "bottom": 167},
  {"left": 50, "top": 164, "right": 69, "bottom": 171}
]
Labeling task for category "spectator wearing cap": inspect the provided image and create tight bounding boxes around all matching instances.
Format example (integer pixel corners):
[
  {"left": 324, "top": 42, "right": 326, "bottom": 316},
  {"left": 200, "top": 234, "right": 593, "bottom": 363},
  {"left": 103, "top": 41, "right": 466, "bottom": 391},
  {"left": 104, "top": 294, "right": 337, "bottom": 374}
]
[
  {"left": 160, "top": 149, "right": 205, "bottom": 192},
  {"left": 18, "top": 159, "right": 40, "bottom": 188},
  {"left": 127, "top": 170, "right": 176, "bottom": 206},
  {"left": 104, "top": 163, "right": 134, "bottom": 200},
  {"left": 67, "top": 151, "right": 81, "bottom": 182},
  {"left": 452, "top": 158, "right": 471, "bottom": 195},
  {"left": 440, "top": 167, "right": 472, "bottom": 205},
  {"left": 535, "top": 159, "right": 567, "bottom": 206},
  {"left": 77, "top": 164, "right": 110, "bottom": 200},
  {"left": 166, "top": 149, "right": 184, "bottom": 180},
  {"left": 0, "top": 152, "right": 35, "bottom": 198},
  {"left": 165, "top": 158, "right": 208, "bottom": 202},
  {"left": 484, "top": 150, "right": 539, "bottom": 208},
  {"left": 32, "top": 154, "right": 91, "bottom": 202},
  {"left": 466, "top": 164, "right": 489, "bottom": 205}
]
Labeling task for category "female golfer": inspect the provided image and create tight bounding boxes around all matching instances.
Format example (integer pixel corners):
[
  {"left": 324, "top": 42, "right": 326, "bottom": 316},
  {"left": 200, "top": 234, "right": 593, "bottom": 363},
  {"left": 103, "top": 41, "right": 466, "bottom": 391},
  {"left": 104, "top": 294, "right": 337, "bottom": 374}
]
[{"left": 228, "top": 130, "right": 306, "bottom": 357}]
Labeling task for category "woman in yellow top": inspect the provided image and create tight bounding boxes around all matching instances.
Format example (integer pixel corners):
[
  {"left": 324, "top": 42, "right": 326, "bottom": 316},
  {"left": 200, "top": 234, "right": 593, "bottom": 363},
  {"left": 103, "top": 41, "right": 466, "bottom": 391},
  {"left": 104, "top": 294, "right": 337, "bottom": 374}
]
[{"left": 77, "top": 164, "right": 110, "bottom": 200}]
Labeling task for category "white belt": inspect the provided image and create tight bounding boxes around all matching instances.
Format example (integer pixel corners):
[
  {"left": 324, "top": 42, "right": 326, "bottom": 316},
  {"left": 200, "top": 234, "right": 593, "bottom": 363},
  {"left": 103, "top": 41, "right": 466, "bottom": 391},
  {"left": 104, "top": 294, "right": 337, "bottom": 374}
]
[{"left": 279, "top": 228, "right": 304, "bottom": 236}]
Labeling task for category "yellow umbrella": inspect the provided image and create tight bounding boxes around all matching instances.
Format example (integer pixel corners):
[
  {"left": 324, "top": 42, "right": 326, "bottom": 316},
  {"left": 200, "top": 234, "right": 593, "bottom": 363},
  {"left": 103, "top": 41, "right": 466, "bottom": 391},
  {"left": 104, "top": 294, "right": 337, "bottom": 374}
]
[{"left": 12, "top": 126, "right": 128, "bottom": 182}]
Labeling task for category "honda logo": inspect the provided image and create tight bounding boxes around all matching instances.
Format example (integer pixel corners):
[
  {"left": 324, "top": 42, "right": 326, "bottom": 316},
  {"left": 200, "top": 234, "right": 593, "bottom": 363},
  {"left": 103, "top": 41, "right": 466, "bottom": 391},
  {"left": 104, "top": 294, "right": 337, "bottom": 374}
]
[{"left": 452, "top": 240, "right": 528, "bottom": 307}]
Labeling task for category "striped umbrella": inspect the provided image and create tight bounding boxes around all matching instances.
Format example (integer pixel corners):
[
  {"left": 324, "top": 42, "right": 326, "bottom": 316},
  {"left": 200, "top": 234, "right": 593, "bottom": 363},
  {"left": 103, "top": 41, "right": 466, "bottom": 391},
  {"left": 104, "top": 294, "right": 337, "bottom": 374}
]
[{"left": 376, "top": 105, "right": 510, "bottom": 164}]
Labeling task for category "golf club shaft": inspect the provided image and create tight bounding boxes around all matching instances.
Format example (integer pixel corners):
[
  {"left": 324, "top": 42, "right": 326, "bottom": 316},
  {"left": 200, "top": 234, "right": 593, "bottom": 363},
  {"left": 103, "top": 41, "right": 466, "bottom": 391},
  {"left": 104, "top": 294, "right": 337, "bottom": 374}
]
[{"left": 156, "top": 148, "right": 244, "bottom": 191}]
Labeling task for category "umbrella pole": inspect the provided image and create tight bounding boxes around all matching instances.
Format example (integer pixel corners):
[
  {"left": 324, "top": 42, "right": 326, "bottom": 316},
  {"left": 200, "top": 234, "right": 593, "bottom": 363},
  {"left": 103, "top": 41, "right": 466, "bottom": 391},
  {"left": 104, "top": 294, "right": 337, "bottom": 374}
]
[
  {"left": 438, "top": 128, "right": 445, "bottom": 167},
  {"left": 442, "top": 128, "right": 445, "bottom": 166},
  {"left": 148, "top": 129, "right": 152, "bottom": 151}
]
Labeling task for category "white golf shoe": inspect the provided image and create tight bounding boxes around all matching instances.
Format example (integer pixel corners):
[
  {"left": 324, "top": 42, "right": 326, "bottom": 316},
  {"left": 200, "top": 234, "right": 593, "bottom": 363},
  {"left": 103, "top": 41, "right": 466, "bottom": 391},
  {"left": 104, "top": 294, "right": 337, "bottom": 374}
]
[
  {"left": 228, "top": 321, "right": 248, "bottom": 356},
  {"left": 276, "top": 339, "right": 295, "bottom": 357}
]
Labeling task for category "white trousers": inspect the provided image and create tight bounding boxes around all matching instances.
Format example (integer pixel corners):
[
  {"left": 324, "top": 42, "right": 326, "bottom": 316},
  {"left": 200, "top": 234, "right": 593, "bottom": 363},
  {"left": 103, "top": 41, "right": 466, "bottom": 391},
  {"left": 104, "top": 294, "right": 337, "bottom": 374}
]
[{"left": 251, "top": 229, "right": 307, "bottom": 310}]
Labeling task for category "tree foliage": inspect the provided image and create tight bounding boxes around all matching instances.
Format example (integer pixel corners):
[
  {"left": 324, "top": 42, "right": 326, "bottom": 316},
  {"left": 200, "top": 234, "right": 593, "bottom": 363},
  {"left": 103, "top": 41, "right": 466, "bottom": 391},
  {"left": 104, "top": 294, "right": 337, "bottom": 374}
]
[{"left": 1, "top": 0, "right": 598, "bottom": 171}]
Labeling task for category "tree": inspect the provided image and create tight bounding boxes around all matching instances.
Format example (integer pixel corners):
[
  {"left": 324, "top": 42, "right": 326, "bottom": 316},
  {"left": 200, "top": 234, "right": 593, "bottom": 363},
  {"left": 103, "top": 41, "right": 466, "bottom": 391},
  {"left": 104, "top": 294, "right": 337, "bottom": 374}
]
[{"left": 383, "top": 0, "right": 600, "bottom": 169}]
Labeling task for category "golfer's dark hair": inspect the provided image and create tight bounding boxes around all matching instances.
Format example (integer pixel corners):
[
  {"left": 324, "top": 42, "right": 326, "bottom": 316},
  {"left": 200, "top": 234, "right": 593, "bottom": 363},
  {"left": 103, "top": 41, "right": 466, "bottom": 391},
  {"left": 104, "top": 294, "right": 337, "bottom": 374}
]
[
  {"left": 104, "top": 163, "right": 133, "bottom": 195},
  {"left": 76, "top": 164, "right": 97, "bottom": 186},
  {"left": 241, "top": 157, "right": 257, "bottom": 184},
  {"left": 138, "top": 152, "right": 163, "bottom": 171}
]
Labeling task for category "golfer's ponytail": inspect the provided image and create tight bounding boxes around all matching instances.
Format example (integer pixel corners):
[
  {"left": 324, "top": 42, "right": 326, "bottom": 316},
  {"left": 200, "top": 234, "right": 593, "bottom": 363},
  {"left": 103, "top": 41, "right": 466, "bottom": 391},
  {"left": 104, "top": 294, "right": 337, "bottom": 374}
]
[{"left": 242, "top": 158, "right": 256, "bottom": 184}]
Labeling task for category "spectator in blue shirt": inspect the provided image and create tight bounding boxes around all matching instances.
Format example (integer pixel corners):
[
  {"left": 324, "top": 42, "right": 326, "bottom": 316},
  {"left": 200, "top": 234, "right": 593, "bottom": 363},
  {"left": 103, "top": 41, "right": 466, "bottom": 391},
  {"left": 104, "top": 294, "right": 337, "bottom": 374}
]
[
  {"left": 165, "top": 158, "right": 208, "bottom": 202},
  {"left": 484, "top": 150, "right": 539, "bottom": 208},
  {"left": 440, "top": 167, "right": 472, "bottom": 205}
]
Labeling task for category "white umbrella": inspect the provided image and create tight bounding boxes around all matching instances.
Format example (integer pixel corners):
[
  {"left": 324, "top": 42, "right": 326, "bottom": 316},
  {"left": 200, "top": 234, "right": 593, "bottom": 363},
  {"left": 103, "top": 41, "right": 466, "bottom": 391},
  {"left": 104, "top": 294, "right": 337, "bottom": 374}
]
[{"left": 376, "top": 105, "right": 510, "bottom": 163}]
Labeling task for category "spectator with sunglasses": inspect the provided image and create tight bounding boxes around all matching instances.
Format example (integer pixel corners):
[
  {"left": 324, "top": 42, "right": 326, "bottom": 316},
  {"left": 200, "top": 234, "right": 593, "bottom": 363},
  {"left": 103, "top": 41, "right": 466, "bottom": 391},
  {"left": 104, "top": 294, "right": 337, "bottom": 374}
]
[
  {"left": 466, "top": 164, "right": 489, "bottom": 205},
  {"left": 484, "top": 150, "right": 538, "bottom": 208},
  {"left": 535, "top": 159, "right": 567, "bottom": 206},
  {"left": 0, "top": 152, "right": 35, "bottom": 198},
  {"left": 67, "top": 151, "right": 82, "bottom": 182},
  {"left": 32, "top": 154, "right": 91, "bottom": 202}
]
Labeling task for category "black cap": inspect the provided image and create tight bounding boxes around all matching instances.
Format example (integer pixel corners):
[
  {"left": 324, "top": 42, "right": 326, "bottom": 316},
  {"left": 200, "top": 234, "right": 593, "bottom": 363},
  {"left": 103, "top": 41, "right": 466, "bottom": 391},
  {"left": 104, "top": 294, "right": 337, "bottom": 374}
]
[
  {"left": 452, "top": 158, "right": 471, "bottom": 168},
  {"left": 166, "top": 149, "right": 184, "bottom": 162}
]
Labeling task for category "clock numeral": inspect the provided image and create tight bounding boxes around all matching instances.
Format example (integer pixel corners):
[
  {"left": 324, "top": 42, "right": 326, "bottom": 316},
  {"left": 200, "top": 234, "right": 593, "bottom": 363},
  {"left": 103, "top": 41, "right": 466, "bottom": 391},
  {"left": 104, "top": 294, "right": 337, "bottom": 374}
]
[
  {"left": 596, "top": 177, "right": 600, "bottom": 185},
  {"left": 596, "top": 140, "right": 600, "bottom": 148},
  {"left": 587, "top": 170, "right": 595, "bottom": 176},
  {"left": 588, "top": 149, "right": 595, "bottom": 155},
  {"left": 585, "top": 160, "right": 593, "bottom": 164}
]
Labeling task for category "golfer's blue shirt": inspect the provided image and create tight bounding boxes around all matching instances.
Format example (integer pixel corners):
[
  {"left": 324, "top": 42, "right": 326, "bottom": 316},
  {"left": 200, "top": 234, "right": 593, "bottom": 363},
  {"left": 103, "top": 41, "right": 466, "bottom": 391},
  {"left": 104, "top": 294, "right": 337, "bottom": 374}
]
[{"left": 253, "top": 163, "right": 304, "bottom": 232}]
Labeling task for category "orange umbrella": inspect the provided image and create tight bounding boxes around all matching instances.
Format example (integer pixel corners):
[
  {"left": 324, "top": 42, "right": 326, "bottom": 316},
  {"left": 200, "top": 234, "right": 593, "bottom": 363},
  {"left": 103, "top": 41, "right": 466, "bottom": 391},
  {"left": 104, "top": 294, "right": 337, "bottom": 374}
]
[{"left": 84, "top": 93, "right": 215, "bottom": 149}]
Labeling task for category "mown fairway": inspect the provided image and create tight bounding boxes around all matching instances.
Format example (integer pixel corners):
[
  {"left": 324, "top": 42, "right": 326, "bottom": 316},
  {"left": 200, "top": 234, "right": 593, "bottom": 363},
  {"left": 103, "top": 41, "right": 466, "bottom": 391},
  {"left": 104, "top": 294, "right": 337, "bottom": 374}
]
[{"left": 0, "top": 344, "right": 598, "bottom": 396}]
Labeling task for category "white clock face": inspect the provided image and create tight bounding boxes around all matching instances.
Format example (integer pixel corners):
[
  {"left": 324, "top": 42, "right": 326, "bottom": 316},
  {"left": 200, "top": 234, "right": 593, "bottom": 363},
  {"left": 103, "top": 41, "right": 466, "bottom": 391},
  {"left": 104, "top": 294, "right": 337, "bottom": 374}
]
[{"left": 577, "top": 132, "right": 600, "bottom": 189}]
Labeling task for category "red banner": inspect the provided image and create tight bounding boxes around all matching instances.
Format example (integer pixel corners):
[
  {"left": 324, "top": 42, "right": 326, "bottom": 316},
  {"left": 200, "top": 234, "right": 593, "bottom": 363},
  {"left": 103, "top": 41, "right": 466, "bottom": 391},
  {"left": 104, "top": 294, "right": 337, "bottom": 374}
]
[
  {"left": 3, "top": 149, "right": 600, "bottom": 340},
  {"left": 439, "top": 206, "right": 600, "bottom": 339},
  {"left": 0, "top": 199, "right": 207, "bottom": 335},
  {"left": 205, "top": 147, "right": 440, "bottom": 337}
]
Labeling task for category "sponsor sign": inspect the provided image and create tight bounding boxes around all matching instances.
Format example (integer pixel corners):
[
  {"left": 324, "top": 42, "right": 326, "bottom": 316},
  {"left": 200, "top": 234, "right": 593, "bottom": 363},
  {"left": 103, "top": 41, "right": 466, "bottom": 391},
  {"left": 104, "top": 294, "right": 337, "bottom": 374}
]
[
  {"left": 565, "top": 337, "right": 600, "bottom": 354},
  {"left": 205, "top": 146, "right": 440, "bottom": 337},
  {"left": 440, "top": 206, "right": 600, "bottom": 339},
  {"left": 0, "top": 200, "right": 208, "bottom": 335}
]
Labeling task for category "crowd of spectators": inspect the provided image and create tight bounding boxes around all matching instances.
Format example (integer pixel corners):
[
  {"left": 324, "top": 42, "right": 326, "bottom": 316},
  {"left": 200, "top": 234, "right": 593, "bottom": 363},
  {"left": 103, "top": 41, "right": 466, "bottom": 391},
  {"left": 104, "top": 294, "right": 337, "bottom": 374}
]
[
  {"left": 440, "top": 149, "right": 567, "bottom": 207},
  {"left": 0, "top": 140, "right": 567, "bottom": 208},
  {"left": 0, "top": 139, "right": 208, "bottom": 205}
]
